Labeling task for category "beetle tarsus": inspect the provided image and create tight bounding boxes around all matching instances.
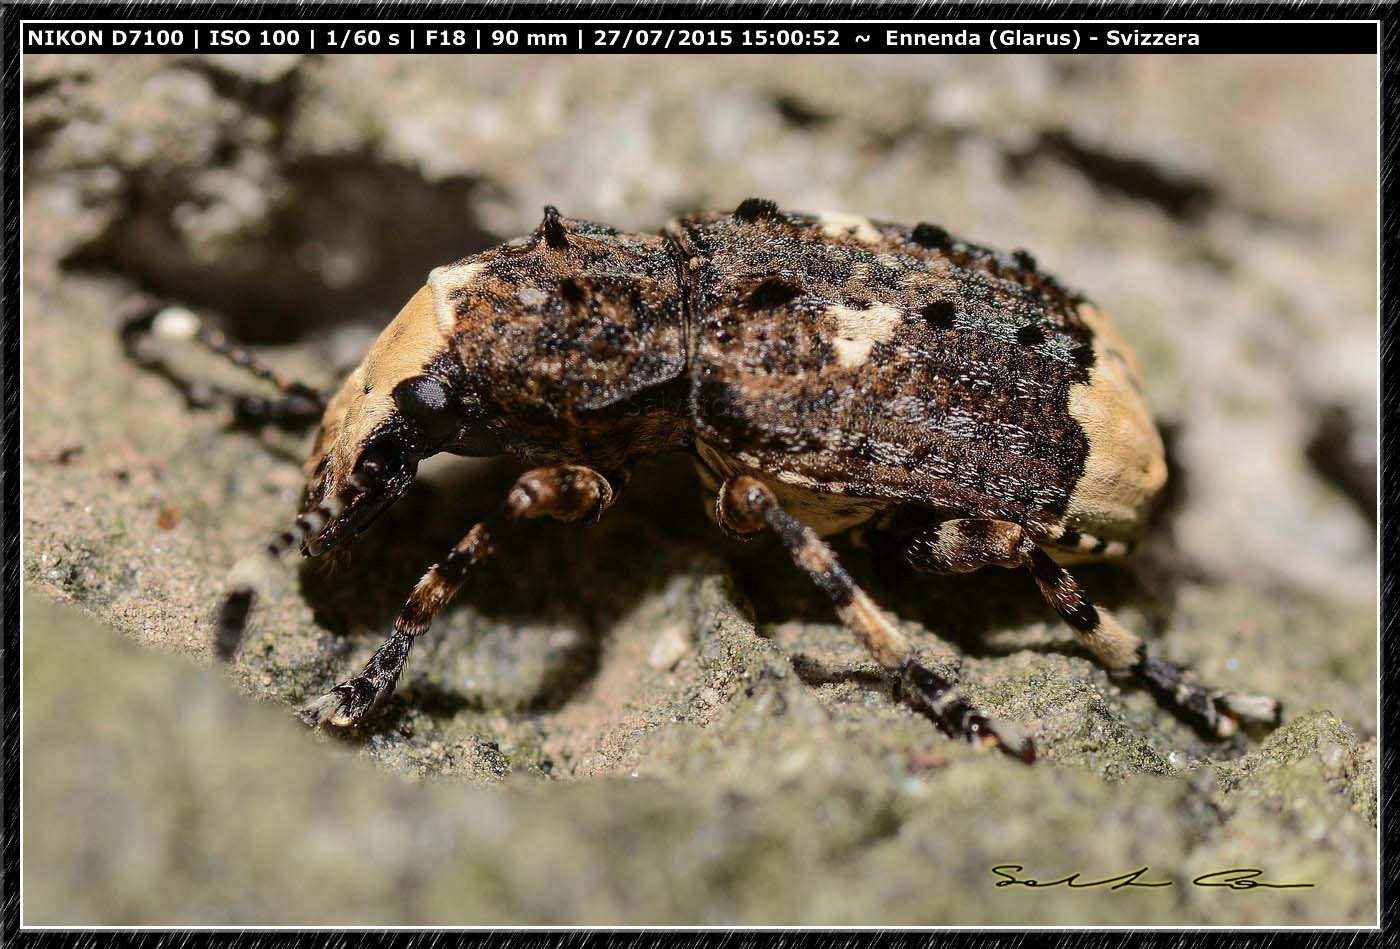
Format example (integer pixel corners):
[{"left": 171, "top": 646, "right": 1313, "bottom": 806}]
[
  {"left": 902, "top": 659, "right": 1036, "bottom": 764},
  {"left": 214, "top": 588, "right": 256, "bottom": 662},
  {"left": 301, "top": 632, "right": 414, "bottom": 728},
  {"left": 298, "top": 680, "right": 370, "bottom": 729},
  {"left": 1131, "top": 650, "right": 1281, "bottom": 738},
  {"left": 297, "top": 686, "right": 351, "bottom": 728},
  {"left": 898, "top": 519, "right": 1282, "bottom": 743},
  {"left": 1220, "top": 692, "right": 1284, "bottom": 727}
]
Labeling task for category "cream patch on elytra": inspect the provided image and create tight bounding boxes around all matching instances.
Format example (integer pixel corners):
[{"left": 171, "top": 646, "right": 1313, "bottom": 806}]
[
  {"left": 1064, "top": 303, "right": 1167, "bottom": 540},
  {"left": 818, "top": 212, "right": 881, "bottom": 245},
  {"left": 428, "top": 260, "right": 488, "bottom": 335},
  {"left": 827, "top": 302, "right": 902, "bottom": 368}
]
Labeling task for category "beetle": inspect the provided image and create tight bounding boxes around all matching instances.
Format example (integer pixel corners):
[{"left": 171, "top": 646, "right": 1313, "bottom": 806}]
[{"left": 127, "top": 199, "right": 1281, "bottom": 763}]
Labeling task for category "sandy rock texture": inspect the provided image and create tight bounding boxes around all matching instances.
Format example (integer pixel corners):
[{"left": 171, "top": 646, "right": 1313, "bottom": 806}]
[{"left": 21, "top": 53, "right": 1376, "bottom": 925}]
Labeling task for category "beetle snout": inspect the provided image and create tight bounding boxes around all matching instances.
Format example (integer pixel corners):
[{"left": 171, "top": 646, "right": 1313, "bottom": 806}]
[
  {"left": 296, "top": 488, "right": 354, "bottom": 557},
  {"left": 298, "top": 435, "right": 420, "bottom": 557}
]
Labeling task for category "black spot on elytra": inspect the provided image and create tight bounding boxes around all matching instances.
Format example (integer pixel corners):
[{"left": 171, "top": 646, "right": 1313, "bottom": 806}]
[
  {"left": 559, "top": 277, "right": 585, "bottom": 305},
  {"left": 1016, "top": 323, "right": 1047, "bottom": 347},
  {"left": 540, "top": 206, "right": 569, "bottom": 249},
  {"left": 695, "top": 379, "right": 765, "bottom": 445},
  {"left": 734, "top": 198, "right": 779, "bottom": 223},
  {"left": 746, "top": 277, "right": 803, "bottom": 310},
  {"left": 1070, "top": 341, "right": 1097, "bottom": 370},
  {"left": 919, "top": 300, "right": 956, "bottom": 330},
  {"left": 912, "top": 223, "right": 951, "bottom": 249}
]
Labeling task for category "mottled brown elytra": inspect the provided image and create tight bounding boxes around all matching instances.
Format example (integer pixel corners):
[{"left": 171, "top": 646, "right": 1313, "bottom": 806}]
[{"left": 125, "top": 200, "right": 1281, "bottom": 763}]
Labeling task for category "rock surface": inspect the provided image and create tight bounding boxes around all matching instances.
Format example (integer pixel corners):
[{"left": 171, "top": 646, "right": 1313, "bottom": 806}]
[{"left": 21, "top": 53, "right": 1376, "bottom": 924}]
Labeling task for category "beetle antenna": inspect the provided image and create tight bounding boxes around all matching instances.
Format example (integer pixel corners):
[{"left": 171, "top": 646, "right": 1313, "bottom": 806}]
[
  {"left": 216, "top": 534, "right": 294, "bottom": 662},
  {"left": 215, "top": 489, "right": 360, "bottom": 661},
  {"left": 121, "top": 298, "right": 327, "bottom": 427}
]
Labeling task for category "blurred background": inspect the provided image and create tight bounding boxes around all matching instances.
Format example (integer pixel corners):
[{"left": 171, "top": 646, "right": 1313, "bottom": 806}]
[{"left": 22, "top": 53, "right": 1376, "bottom": 924}]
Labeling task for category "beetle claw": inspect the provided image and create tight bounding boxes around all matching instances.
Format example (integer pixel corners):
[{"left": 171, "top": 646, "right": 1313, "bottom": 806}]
[
  {"left": 1220, "top": 692, "right": 1282, "bottom": 724},
  {"left": 298, "top": 677, "right": 378, "bottom": 729},
  {"left": 975, "top": 717, "right": 1038, "bottom": 765},
  {"left": 1214, "top": 692, "right": 1283, "bottom": 736},
  {"left": 901, "top": 659, "right": 1035, "bottom": 765},
  {"left": 1132, "top": 648, "right": 1283, "bottom": 740}
]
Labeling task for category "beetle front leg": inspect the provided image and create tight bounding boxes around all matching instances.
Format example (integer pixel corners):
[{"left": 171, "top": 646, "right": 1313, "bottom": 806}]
[
  {"left": 298, "top": 464, "right": 617, "bottom": 728},
  {"left": 717, "top": 476, "right": 1034, "bottom": 763}
]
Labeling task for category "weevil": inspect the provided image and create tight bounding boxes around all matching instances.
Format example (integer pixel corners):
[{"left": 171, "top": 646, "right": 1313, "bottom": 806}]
[{"left": 126, "top": 200, "right": 1281, "bottom": 763}]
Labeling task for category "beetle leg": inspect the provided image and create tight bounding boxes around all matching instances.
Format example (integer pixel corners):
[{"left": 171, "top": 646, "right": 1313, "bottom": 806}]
[
  {"left": 900, "top": 518, "right": 1281, "bottom": 738},
  {"left": 717, "top": 476, "right": 1035, "bottom": 763},
  {"left": 1024, "top": 547, "right": 1280, "bottom": 737},
  {"left": 298, "top": 464, "right": 617, "bottom": 728},
  {"left": 120, "top": 298, "right": 326, "bottom": 430},
  {"left": 900, "top": 517, "right": 1031, "bottom": 573}
]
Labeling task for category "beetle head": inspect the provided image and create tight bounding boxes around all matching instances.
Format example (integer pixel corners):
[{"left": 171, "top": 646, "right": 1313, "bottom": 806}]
[
  {"left": 297, "top": 284, "right": 503, "bottom": 556},
  {"left": 294, "top": 207, "right": 687, "bottom": 557}
]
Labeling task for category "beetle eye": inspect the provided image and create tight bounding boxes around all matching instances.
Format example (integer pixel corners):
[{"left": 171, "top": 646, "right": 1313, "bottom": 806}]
[{"left": 393, "top": 376, "right": 458, "bottom": 441}]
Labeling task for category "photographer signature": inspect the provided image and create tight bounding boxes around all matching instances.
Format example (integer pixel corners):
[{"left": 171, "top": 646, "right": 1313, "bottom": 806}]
[{"left": 991, "top": 864, "right": 1315, "bottom": 891}]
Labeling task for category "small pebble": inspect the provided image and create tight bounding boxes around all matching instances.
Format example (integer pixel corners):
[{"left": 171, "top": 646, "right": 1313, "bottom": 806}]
[
  {"left": 1319, "top": 741, "right": 1349, "bottom": 777},
  {"left": 647, "top": 623, "right": 690, "bottom": 670},
  {"left": 152, "top": 306, "right": 199, "bottom": 341}
]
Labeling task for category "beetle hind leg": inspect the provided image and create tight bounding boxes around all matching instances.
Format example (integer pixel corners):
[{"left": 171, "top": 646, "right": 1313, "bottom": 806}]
[
  {"left": 1023, "top": 546, "right": 1279, "bottom": 736},
  {"left": 717, "top": 476, "right": 1035, "bottom": 763},
  {"left": 1024, "top": 547, "right": 1280, "bottom": 737},
  {"left": 899, "top": 518, "right": 1280, "bottom": 738}
]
